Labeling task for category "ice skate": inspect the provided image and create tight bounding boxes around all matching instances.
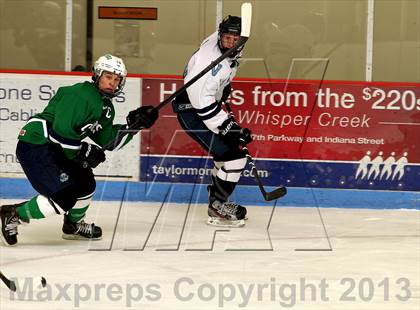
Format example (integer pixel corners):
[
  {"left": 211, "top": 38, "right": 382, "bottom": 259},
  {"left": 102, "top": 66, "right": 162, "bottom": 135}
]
[
  {"left": 0, "top": 203, "right": 27, "bottom": 246},
  {"left": 207, "top": 199, "right": 247, "bottom": 228},
  {"left": 62, "top": 215, "right": 102, "bottom": 240}
]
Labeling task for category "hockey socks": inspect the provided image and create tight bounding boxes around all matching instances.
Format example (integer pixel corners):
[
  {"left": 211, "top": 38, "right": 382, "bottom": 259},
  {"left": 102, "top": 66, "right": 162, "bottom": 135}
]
[
  {"left": 66, "top": 206, "right": 89, "bottom": 223},
  {"left": 209, "top": 175, "right": 236, "bottom": 202},
  {"left": 17, "top": 195, "right": 67, "bottom": 220},
  {"left": 17, "top": 196, "right": 48, "bottom": 221},
  {"left": 66, "top": 193, "right": 94, "bottom": 223},
  {"left": 16, "top": 194, "right": 92, "bottom": 222}
]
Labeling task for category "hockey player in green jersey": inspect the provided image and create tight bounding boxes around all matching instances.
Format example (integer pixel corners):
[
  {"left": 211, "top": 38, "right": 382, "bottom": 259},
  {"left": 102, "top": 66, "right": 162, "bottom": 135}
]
[{"left": 0, "top": 54, "right": 158, "bottom": 246}]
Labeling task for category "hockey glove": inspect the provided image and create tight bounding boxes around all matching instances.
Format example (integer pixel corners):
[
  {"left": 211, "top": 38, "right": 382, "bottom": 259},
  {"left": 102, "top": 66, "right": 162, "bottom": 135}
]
[
  {"left": 76, "top": 142, "right": 106, "bottom": 168},
  {"left": 218, "top": 118, "right": 253, "bottom": 145},
  {"left": 126, "top": 106, "right": 158, "bottom": 132}
]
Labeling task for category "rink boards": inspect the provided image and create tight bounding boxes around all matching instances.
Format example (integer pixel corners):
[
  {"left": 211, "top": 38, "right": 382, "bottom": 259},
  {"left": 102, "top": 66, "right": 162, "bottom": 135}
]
[
  {"left": 142, "top": 77, "right": 420, "bottom": 194},
  {"left": 140, "top": 156, "right": 419, "bottom": 191},
  {"left": 0, "top": 71, "right": 419, "bottom": 209}
]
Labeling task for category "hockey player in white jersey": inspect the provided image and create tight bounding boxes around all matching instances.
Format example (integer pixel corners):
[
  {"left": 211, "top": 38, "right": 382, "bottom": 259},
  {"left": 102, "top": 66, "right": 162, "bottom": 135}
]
[{"left": 172, "top": 15, "right": 252, "bottom": 227}]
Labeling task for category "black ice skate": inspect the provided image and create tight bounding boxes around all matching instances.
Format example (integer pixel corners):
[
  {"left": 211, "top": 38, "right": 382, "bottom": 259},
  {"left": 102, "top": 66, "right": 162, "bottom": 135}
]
[
  {"left": 207, "top": 199, "right": 247, "bottom": 228},
  {"left": 0, "top": 204, "right": 25, "bottom": 246},
  {"left": 62, "top": 215, "right": 102, "bottom": 240}
]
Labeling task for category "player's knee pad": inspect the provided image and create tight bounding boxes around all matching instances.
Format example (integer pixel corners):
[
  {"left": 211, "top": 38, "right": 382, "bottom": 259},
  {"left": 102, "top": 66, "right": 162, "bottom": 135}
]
[{"left": 216, "top": 157, "right": 247, "bottom": 182}]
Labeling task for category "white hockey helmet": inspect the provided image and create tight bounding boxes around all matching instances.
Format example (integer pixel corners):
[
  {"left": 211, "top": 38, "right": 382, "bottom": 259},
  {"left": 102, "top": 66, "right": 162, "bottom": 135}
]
[{"left": 93, "top": 54, "right": 127, "bottom": 96}]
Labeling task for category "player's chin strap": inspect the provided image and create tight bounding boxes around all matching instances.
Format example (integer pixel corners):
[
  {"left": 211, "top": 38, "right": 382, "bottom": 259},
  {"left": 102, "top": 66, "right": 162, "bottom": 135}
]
[{"left": 223, "top": 100, "right": 287, "bottom": 201}]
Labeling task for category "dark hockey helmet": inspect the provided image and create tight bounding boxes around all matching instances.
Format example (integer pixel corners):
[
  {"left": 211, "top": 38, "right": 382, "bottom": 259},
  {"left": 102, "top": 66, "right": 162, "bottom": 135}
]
[
  {"left": 219, "top": 15, "right": 241, "bottom": 36},
  {"left": 92, "top": 54, "right": 127, "bottom": 98},
  {"left": 218, "top": 15, "right": 244, "bottom": 58}
]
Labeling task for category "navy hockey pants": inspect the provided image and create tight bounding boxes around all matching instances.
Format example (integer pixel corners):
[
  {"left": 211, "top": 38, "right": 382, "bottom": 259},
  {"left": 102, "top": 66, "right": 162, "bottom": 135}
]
[
  {"left": 176, "top": 109, "right": 245, "bottom": 162},
  {"left": 16, "top": 140, "right": 95, "bottom": 211}
]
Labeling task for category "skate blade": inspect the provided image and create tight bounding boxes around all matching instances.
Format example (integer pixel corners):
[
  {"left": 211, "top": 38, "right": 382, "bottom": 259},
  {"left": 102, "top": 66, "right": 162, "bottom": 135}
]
[
  {"left": 206, "top": 217, "right": 245, "bottom": 228},
  {"left": 62, "top": 234, "right": 102, "bottom": 241}
]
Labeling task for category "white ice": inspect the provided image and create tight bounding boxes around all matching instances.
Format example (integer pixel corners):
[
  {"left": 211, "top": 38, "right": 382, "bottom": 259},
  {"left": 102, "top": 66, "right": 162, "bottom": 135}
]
[{"left": 0, "top": 199, "right": 419, "bottom": 310}]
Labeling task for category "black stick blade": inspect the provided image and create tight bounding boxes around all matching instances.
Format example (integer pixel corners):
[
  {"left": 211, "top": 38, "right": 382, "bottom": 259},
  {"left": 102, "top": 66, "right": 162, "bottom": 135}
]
[
  {"left": 264, "top": 186, "right": 287, "bottom": 201},
  {"left": 7, "top": 280, "right": 16, "bottom": 292},
  {"left": 0, "top": 272, "right": 16, "bottom": 292}
]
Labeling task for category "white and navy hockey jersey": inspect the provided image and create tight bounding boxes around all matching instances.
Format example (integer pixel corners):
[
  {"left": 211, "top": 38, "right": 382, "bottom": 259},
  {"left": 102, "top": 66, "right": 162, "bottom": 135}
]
[{"left": 184, "top": 32, "right": 238, "bottom": 133}]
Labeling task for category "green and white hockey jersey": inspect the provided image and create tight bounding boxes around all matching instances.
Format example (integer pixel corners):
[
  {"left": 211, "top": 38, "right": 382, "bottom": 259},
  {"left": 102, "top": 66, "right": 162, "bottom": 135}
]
[{"left": 18, "top": 81, "right": 133, "bottom": 159}]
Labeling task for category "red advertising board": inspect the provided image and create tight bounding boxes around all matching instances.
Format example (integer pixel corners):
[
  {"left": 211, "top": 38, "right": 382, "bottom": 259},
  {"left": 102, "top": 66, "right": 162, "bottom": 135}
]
[{"left": 142, "top": 78, "right": 420, "bottom": 164}]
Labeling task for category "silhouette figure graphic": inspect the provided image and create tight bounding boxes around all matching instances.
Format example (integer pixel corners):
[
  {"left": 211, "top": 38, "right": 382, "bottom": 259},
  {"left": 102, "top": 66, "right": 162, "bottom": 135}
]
[
  {"left": 355, "top": 151, "right": 371, "bottom": 179},
  {"left": 367, "top": 151, "right": 383, "bottom": 180},
  {"left": 392, "top": 152, "right": 408, "bottom": 180},
  {"left": 380, "top": 152, "right": 396, "bottom": 180}
]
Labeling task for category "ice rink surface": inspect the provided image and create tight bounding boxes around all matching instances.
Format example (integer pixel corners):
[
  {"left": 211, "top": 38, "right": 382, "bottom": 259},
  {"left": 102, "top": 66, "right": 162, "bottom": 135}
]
[{"left": 0, "top": 199, "right": 419, "bottom": 310}]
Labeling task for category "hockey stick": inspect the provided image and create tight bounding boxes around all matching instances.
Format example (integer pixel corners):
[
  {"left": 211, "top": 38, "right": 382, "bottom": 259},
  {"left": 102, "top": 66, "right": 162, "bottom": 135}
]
[
  {"left": 103, "top": 3, "right": 253, "bottom": 151},
  {"left": 0, "top": 270, "right": 47, "bottom": 292},
  {"left": 224, "top": 101, "right": 287, "bottom": 201},
  {"left": 0, "top": 270, "right": 16, "bottom": 291},
  {"left": 154, "top": 3, "right": 252, "bottom": 111}
]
